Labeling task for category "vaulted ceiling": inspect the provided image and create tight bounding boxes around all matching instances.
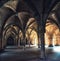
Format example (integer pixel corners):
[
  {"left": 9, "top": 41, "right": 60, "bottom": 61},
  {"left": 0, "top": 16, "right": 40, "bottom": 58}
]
[{"left": 0, "top": 0, "right": 60, "bottom": 34}]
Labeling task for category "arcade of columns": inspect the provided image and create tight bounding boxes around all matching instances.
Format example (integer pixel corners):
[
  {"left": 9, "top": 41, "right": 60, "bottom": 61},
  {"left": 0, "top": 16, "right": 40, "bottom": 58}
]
[{"left": 0, "top": 0, "right": 60, "bottom": 59}]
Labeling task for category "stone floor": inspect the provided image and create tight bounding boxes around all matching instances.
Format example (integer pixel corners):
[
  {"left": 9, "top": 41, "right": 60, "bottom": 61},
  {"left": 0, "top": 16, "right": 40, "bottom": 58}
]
[{"left": 0, "top": 46, "right": 60, "bottom": 61}]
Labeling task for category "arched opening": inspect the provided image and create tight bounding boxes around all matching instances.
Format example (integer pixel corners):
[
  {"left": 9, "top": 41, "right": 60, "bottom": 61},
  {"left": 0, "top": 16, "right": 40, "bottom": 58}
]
[
  {"left": 45, "top": 23, "right": 58, "bottom": 47},
  {"left": 26, "top": 28, "right": 38, "bottom": 47},
  {"left": 7, "top": 36, "right": 14, "bottom": 46},
  {"left": 18, "top": 30, "right": 23, "bottom": 46},
  {"left": 45, "top": 2, "right": 60, "bottom": 47},
  {"left": 2, "top": 25, "right": 18, "bottom": 48}
]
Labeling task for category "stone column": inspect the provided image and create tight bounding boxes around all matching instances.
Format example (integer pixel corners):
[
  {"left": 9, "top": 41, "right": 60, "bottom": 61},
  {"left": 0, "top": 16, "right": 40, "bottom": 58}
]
[
  {"left": 28, "top": 30, "right": 33, "bottom": 47},
  {"left": 38, "top": 21, "right": 46, "bottom": 59},
  {"left": 23, "top": 31, "right": 26, "bottom": 50},
  {"left": 0, "top": 36, "right": 1, "bottom": 51},
  {"left": 48, "top": 34, "right": 53, "bottom": 47},
  {"left": 18, "top": 30, "right": 20, "bottom": 48},
  {"left": 0, "top": 31, "right": 4, "bottom": 51},
  {"left": 18, "top": 38, "right": 20, "bottom": 48},
  {"left": 29, "top": 36, "right": 31, "bottom": 47},
  {"left": 40, "top": 30, "right": 46, "bottom": 59},
  {"left": 0, "top": 31, "right": 2, "bottom": 51},
  {"left": 54, "top": 35, "right": 59, "bottom": 46},
  {"left": 37, "top": 27, "right": 41, "bottom": 48},
  {"left": 27, "top": 32, "right": 31, "bottom": 47}
]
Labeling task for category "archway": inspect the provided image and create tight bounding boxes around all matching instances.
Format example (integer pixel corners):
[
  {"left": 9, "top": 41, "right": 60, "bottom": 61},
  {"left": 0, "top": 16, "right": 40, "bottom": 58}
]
[
  {"left": 6, "top": 36, "right": 15, "bottom": 46},
  {"left": 45, "top": 22, "right": 58, "bottom": 47}
]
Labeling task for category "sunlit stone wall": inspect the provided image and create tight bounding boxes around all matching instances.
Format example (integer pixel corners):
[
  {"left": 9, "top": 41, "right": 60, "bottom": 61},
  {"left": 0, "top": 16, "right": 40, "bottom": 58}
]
[
  {"left": 27, "top": 23, "right": 60, "bottom": 46},
  {"left": 53, "top": 29, "right": 60, "bottom": 46},
  {"left": 45, "top": 23, "right": 60, "bottom": 46}
]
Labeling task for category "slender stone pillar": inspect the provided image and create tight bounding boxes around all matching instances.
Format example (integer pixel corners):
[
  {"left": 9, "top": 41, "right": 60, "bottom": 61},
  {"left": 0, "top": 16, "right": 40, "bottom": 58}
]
[
  {"left": 18, "top": 30, "right": 20, "bottom": 48},
  {"left": 37, "top": 19, "right": 46, "bottom": 59},
  {"left": 48, "top": 35, "right": 53, "bottom": 47},
  {"left": 18, "top": 38, "right": 20, "bottom": 48},
  {"left": 29, "top": 37, "right": 31, "bottom": 47},
  {"left": 0, "top": 36, "right": 1, "bottom": 51},
  {"left": 40, "top": 30, "right": 46, "bottom": 59},
  {"left": 23, "top": 31, "right": 26, "bottom": 50},
  {"left": 28, "top": 30, "right": 33, "bottom": 47},
  {"left": 37, "top": 20, "right": 46, "bottom": 59},
  {"left": 55, "top": 36, "right": 59, "bottom": 46},
  {"left": 27, "top": 33, "right": 31, "bottom": 47},
  {"left": 37, "top": 28, "right": 41, "bottom": 48},
  {"left": 38, "top": 38, "right": 41, "bottom": 48},
  {"left": 0, "top": 31, "right": 2, "bottom": 51},
  {"left": 0, "top": 31, "right": 4, "bottom": 51}
]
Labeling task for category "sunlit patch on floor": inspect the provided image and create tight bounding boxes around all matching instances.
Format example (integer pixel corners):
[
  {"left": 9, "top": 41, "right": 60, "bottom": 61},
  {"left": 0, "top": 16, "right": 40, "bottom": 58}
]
[{"left": 53, "top": 46, "right": 60, "bottom": 52}]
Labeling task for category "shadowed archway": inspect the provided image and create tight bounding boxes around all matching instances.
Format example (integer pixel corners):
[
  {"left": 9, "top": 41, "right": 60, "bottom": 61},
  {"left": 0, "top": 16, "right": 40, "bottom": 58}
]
[{"left": 7, "top": 36, "right": 14, "bottom": 46}]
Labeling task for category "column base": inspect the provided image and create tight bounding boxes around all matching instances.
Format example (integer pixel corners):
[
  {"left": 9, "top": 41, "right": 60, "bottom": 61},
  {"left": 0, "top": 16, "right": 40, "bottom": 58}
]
[
  {"left": 55, "top": 44, "right": 59, "bottom": 46},
  {"left": 0, "top": 45, "right": 6, "bottom": 53},
  {"left": 48, "top": 44, "right": 53, "bottom": 47},
  {"left": 18, "top": 46, "right": 20, "bottom": 48},
  {"left": 38, "top": 44, "right": 40, "bottom": 48},
  {"left": 29, "top": 45, "right": 30, "bottom": 47}
]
